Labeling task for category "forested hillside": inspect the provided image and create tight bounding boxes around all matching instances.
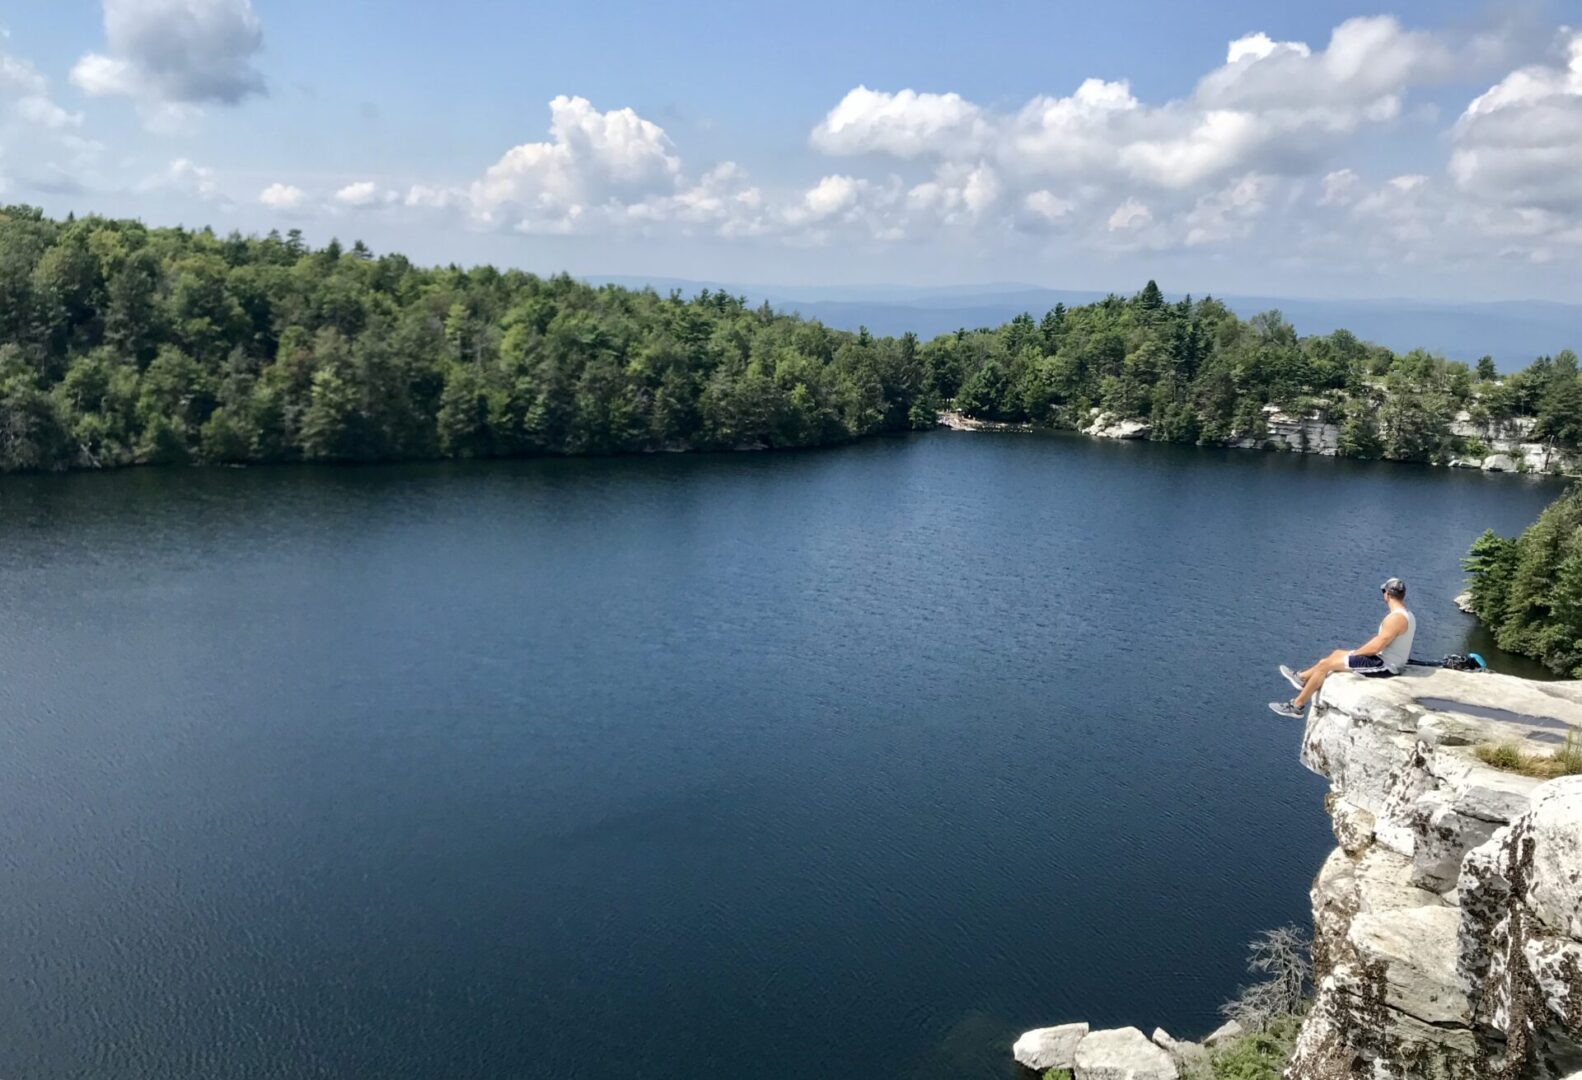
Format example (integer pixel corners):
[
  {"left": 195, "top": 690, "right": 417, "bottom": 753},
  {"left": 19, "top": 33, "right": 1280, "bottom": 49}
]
[
  {"left": 2, "top": 205, "right": 1580, "bottom": 473},
  {"left": 1464, "top": 492, "right": 1582, "bottom": 676}
]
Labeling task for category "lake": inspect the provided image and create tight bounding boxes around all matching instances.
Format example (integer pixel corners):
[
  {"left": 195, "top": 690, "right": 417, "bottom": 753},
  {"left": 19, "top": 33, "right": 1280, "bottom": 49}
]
[{"left": 0, "top": 433, "right": 1562, "bottom": 1079}]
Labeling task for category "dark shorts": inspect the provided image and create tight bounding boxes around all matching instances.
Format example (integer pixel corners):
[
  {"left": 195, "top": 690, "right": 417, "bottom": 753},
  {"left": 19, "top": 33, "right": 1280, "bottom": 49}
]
[{"left": 1346, "top": 653, "right": 1397, "bottom": 678}]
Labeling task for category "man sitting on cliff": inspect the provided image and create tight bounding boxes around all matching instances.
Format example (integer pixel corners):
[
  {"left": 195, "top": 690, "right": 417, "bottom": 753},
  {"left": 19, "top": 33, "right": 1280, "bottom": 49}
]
[{"left": 1268, "top": 578, "right": 1416, "bottom": 718}]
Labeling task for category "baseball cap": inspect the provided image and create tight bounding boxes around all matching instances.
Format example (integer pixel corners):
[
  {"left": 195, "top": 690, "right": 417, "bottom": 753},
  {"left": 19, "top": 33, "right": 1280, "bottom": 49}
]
[{"left": 1380, "top": 577, "right": 1406, "bottom": 597}]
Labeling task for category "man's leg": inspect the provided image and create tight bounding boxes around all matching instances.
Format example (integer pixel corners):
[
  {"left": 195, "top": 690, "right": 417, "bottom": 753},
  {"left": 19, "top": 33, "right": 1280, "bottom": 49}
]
[
  {"left": 1296, "top": 649, "right": 1340, "bottom": 681},
  {"left": 1294, "top": 650, "right": 1350, "bottom": 708}
]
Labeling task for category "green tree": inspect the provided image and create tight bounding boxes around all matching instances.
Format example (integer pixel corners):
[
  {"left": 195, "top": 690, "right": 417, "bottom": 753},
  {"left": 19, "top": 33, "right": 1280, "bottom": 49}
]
[
  {"left": 956, "top": 361, "right": 1011, "bottom": 420},
  {"left": 200, "top": 407, "right": 255, "bottom": 462},
  {"left": 1463, "top": 530, "right": 1519, "bottom": 625},
  {"left": 435, "top": 362, "right": 499, "bottom": 458},
  {"left": 1534, "top": 369, "right": 1582, "bottom": 447},
  {"left": 0, "top": 373, "right": 69, "bottom": 470},
  {"left": 1337, "top": 409, "right": 1383, "bottom": 459}
]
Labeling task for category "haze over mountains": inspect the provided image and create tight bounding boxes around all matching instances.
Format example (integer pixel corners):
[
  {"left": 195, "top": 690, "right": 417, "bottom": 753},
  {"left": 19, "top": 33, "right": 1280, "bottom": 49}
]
[{"left": 596, "top": 277, "right": 1582, "bottom": 371}]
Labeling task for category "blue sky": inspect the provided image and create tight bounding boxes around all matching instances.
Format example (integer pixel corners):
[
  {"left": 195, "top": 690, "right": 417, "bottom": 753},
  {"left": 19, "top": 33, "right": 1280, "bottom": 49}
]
[{"left": 3, "top": 1, "right": 1581, "bottom": 299}]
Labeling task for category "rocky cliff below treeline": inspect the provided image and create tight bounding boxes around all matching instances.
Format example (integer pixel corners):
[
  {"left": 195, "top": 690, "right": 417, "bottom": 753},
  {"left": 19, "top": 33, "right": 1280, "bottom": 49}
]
[
  {"left": 943, "top": 407, "right": 1578, "bottom": 476},
  {"left": 1087, "top": 405, "right": 1577, "bottom": 474}
]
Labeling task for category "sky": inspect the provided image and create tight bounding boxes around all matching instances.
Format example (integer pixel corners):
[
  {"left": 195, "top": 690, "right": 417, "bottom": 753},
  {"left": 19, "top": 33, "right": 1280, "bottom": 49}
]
[{"left": 2, "top": 0, "right": 1582, "bottom": 300}]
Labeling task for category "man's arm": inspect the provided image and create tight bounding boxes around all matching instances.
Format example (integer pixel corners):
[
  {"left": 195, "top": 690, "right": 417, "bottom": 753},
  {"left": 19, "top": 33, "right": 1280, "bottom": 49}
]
[{"left": 1354, "top": 611, "right": 1407, "bottom": 656}]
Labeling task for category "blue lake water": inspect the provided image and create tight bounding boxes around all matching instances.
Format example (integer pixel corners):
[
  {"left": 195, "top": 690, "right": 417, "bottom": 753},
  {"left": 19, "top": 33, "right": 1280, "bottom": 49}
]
[{"left": 0, "top": 433, "right": 1562, "bottom": 1079}]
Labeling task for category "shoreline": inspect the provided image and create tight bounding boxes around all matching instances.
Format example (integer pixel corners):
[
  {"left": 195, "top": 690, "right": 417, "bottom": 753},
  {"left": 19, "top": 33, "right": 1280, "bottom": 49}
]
[
  {"left": 1, "top": 413, "right": 1575, "bottom": 481},
  {"left": 937, "top": 409, "right": 1579, "bottom": 479}
]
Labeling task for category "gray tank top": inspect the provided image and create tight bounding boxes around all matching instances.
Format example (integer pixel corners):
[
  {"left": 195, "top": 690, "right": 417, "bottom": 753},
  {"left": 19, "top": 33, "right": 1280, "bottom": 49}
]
[{"left": 1378, "top": 608, "right": 1416, "bottom": 672}]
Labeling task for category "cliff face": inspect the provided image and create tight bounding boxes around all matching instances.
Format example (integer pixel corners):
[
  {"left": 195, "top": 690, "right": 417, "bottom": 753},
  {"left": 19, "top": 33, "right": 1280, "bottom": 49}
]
[
  {"left": 1075, "top": 405, "right": 1576, "bottom": 474},
  {"left": 1290, "top": 669, "right": 1582, "bottom": 1079}
]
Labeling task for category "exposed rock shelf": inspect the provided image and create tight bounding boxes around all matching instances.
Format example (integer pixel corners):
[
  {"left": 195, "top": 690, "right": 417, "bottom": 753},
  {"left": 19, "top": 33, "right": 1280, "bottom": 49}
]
[
  {"left": 936, "top": 410, "right": 1035, "bottom": 433},
  {"left": 1291, "top": 668, "right": 1582, "bottom": 1079},
  {"left": 949, "top": 405, "right": 1579, "bottom": 475},
  {"left": 1010, "top": 668, "right": 1581, "bottom": 1079}
]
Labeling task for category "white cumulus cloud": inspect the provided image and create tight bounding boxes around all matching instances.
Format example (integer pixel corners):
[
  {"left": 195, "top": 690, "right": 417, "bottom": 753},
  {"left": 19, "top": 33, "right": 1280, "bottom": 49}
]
[
  {"left": 139, "top": 157, "right": 222, "bottom": 201},
  {"left": 334, "top": 180, "right": 394, "bottom": 208},
  {"left": 811, "top": 86, "right": 990, "bottom": 158},
  {"left": 194, "top": 13, "right": 1582, "bottom": 274},
  {"left": 1450, "top": 30, "right": 1582, "bottom": 211},
  {"left": 814, "top": 16, "right": 1483, "bottom": 192},
  {"left": 0, "top": 53, "right": 82, "bottom": 129},
  {"left": 1023, "top": 190, "right": 1074, "bottom": 221},
  {"left": 469, "top": 95, "right": 681, "bottom": 231},
  {"left": 72, "top": 0, "right": 265, "bottom": 128},
  {"left": 259, "top": 182, "right": 306, "bottom": 210},
  {"left": 1183, "top": 172, "right": 1274, "bottom": 245},
  {"left": 1318, "top": 168, "right": 1362, "bottom": 206},
  {"left": 1108, "top": 198, "right": 1152, "bottom": 231}
]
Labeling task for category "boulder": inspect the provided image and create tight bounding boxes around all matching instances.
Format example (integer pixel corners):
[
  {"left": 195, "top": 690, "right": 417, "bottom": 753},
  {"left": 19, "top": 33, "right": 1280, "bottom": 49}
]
[
  {"left": 1084, "top": 414, "right": 1152, "bottom": 441},
  {"left": 1013, "top": 1022, "right": 1089, "bottom": 1071},
  {"left": 1454, "top": 590, "right": 1474, "bottom": 613},
  {"left": 1201, "top": 1019, "right": 1242, "bottom": 1047},
  {"left": 1072, "top": 1026, "right": 1177, "bottom": 1080},
  {"left": 1518, "top": 442, "right": 1555, "bottom": 473},
  {"left": 1150, "top": 1028, "right": 1206, "bottom": 1071},
  {"left": 1482, "top": 453, "right": 1518, "bottom": 472}
]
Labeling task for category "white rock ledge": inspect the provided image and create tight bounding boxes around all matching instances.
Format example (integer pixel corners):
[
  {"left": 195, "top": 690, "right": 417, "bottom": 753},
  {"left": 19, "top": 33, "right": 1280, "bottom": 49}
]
[
  {"left": 1291, "top": 667, "right": 1582, "bottom": 1079},
  {"left": 1014, "top": 668, "right": 1582, "bottom": 1079}
]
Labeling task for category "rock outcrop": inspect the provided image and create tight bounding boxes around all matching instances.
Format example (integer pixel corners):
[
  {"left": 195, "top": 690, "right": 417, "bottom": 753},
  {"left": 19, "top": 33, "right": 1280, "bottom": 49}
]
[
  {"left": 1084, "top": 411, "right": 1152, "bottom": 440},
  {"left": 1011, "top": 1022, "right": 1185, "bottom": 1078},
  {"left": 1014, "top": 1022, "right": 1089, "bottom": 1071},
  {"left": 1290, "top": 668, "right": 1582, "bottom": 1079},
  {"left": 1230, "top": 404, "right": 1342, "bottom": 456},
  {"left": 1070, "top": 402, "right": 1577, "bottom": 474},
  {"left": 1074, "top": 1026, "right": 1177, "bottom": 1079},
  {"left": 936, "top": 410, "right": 1034, "bottom": 433},
  {"left": 1449, "top": 412, "right": 1571, "bottom": 474}
]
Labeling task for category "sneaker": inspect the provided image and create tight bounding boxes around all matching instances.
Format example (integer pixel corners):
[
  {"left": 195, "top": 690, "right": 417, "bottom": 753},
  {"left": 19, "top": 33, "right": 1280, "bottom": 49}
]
[
  {"left": 1279, "top": 665, "right": 1304, "bottom": 691},
  {"left": 1268, "top": 700, "right": 1305, "bottom": 719}
]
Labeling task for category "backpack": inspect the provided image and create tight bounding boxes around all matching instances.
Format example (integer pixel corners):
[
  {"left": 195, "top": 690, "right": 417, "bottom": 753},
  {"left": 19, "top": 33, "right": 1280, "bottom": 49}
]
[{"left": 1439, "top": 652, "right": 1487, "bottom": 672}]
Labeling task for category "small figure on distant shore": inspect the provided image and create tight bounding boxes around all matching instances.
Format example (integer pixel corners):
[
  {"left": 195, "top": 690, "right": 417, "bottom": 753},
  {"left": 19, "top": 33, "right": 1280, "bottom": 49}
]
[{"left": 1269, "top": 578, "right": 1416, "bottom": 718}]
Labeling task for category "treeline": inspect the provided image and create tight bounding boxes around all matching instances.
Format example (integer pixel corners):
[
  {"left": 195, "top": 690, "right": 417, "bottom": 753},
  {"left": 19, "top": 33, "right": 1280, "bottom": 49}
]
[
  {"left": 2, "top": 205, "right": 1581, "bottom": 473},
  {"left": 0, "top": 206, "right": 934, "bottom": 472},
  {"left": 1464, "top": 490, "right": 1582, "bottom": 676},
  {"left": 942, "top": 280, "right": 1582, "bottom": 462}
]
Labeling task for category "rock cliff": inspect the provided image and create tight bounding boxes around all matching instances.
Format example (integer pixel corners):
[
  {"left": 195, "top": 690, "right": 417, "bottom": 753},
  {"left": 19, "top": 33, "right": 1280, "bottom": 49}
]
[
  {"left": 1291, "top": 668, "right": 1582, "bottom": 1079},
  {"left": 1077, "top": 404, "right": 1576, "bottom": 474}
]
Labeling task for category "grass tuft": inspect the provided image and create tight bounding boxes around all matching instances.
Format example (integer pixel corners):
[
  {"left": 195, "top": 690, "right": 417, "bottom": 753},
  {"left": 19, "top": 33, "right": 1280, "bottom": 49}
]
[{"left": 1475, "top": 728, "right": 1582, "bottom": 779}]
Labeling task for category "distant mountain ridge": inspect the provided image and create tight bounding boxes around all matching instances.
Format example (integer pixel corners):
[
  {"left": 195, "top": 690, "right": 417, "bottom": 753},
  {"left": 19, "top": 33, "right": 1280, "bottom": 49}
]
[{"left": 590, "top": 276, "right": 1582, "bottom": 370}]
